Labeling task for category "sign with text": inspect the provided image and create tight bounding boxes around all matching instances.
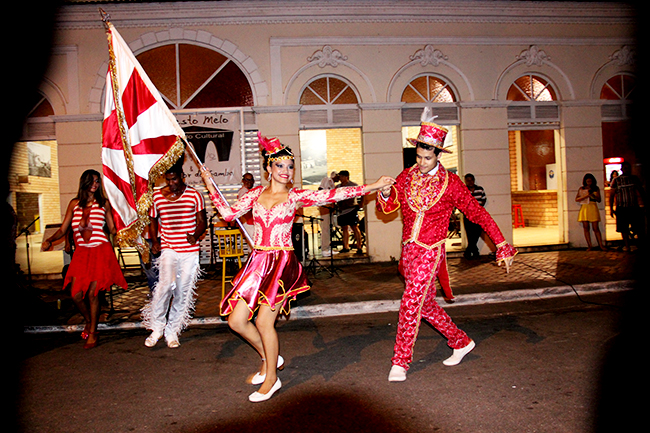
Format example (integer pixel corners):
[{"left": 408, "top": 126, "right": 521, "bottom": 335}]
[{"left": 176, "top": 111, "right": 242, "bottom": 185}]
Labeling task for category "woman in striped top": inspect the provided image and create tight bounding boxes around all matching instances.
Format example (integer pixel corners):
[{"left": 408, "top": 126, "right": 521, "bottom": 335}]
[
  {"left": 43, "top": 170, "right": 127, "bottom": 349},
  {"left": 201, "top": 132, "right": 394, "bottom": 402}
]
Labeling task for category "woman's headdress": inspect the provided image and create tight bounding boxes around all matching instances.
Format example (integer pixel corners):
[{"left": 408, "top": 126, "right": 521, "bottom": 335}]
[{"left": 258, "top": 131, "right": 294, "bottom": 163}]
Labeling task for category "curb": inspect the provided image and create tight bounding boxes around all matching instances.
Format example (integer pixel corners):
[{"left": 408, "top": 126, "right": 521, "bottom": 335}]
[{"left": 23, "top": 280, "right": 635, "bottom": 335}]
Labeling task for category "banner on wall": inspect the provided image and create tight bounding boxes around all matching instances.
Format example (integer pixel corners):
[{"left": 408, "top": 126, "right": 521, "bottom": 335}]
[{"left": 176, "top": 112, "right": 242, "bottom": 186}]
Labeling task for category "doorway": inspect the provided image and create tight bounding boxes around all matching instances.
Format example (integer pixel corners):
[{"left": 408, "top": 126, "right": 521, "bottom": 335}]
[
  {"left": 299, "top": 128, "right": 365, "bottom": 257},
  {"left": 509, "top": 129, "right": 562, "bottom": 247}
]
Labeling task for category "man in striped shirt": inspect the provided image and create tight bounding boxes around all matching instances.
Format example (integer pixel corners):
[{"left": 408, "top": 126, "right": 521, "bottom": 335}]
[
  {"left": 463, "top": 173, "right": 487, "bottom": 259},
  {"left": 142, "top": 160, "right": 207, "bottom": 348}
]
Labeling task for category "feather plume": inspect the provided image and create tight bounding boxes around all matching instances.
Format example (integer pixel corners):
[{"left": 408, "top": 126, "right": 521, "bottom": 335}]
[{"left": 420, "top": 106, "right": 438, "bottom": 124}]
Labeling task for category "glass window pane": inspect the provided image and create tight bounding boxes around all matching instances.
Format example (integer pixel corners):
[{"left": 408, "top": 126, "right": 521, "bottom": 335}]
[
  {"left": 185, "top": 61, "right": 253, "bottom": 108},
  {"left": 300, "top": 87, "right": 326, "bottom": 105},
  {"left": 332, "top": 86, "right": 357, "bottom": 104},
  {"left": 401, "top": 85, "right": 426, "bottom": 103},
  {"left": 179, "top": 44, "right": 228, "bottom": 105},
  {"left": 409, "top": 77, "right": 429, "bottom": 100},
  {"left": 137, "top": 45, "right": 178, "bottom": 104},
  {"left": 307, "top": 78, "right": 329, "bottom": 102}
]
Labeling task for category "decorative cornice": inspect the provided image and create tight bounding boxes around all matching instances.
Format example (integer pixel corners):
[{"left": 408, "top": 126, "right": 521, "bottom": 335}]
[{"left": 55, "top": 1, "right": 636, "bottom": 30}]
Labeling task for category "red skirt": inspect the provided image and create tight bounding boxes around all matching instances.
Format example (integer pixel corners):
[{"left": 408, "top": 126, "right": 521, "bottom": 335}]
[
  {"left": 220, "top": 249, "right": 309, "bottom": 319},
  {"left": 64, "top": 242, "right": 128, "bottom": 298}
]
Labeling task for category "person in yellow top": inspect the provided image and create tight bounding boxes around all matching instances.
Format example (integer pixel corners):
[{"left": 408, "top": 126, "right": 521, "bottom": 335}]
[{"left": 575, "top": 173, "right": 606, "bottom": 251}]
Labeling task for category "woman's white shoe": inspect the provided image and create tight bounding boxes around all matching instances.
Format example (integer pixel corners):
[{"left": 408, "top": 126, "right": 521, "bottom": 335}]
[
  {"left": 251, "top": 355, "right": 284, "bottom": 385},
  {"left": 249, "top": 378, "right": 281, "bottom": 403}
]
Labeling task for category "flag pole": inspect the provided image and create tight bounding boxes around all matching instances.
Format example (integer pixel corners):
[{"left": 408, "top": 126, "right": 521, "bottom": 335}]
[{"left": 182, "top": 137, "right": 255, "bottom": 248}]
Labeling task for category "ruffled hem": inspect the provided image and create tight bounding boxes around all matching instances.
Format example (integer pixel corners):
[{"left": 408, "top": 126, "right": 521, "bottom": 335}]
[
  {"left": 64, "top": 243, "right": 127, "bottom": 298},
  {"left": 219, "top": 249, "right": 310, "bottom": 320}
]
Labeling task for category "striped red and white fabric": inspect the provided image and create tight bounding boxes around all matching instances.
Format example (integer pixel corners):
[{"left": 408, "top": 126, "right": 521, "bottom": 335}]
[
  {"left": 101, "top": 22, "right": 185, "bottom": 245},
  {"left": 150, "top": 187, "right": 205, "bottom": 253}
]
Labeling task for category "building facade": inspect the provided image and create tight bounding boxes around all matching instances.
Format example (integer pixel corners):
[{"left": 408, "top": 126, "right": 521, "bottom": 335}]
[{"left": 14, "top": 1, "right": 637, "bottom": 264}]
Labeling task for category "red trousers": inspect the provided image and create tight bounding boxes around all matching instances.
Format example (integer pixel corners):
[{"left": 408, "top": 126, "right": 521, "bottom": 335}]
[{"left": 393, "top": 242, "right": 471, "bottom": 369}]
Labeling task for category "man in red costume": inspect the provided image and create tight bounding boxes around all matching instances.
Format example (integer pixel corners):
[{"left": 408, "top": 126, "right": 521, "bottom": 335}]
[{"left": 377, "top": 108, "right": 517, "bottom": 382}]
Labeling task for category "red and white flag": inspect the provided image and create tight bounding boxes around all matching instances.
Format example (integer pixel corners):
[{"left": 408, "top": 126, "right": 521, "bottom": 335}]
[{"left": 101, "top": 21, "right": 185, "bottom": 258}]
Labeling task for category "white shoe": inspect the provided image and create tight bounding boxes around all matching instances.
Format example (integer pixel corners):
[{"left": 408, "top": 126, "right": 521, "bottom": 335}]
[
  {"left": 251, "top": 355, "right": 284, "bottom": 385},
  {"left": 167, "top": 338, "right": 180, "bottom": 348},
  {"left": 322, "top": 250, "right": 332, "bottom": 257},
  {"left": 144, "top": 331, "right": 162, "bottom": 347},
  {"left": 249, "top": 378, "right": 281, "bottom": 403},
  {"left": 388, "top": 365, "right": 407, "bottom": 382},
  {"left": 443, "top": 340, "right": 476, "bottom": 366}
]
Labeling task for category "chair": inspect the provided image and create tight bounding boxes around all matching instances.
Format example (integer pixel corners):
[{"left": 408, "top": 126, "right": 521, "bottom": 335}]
[
  {"left": 512, "top": 204, "right": 525, "bottom": 228},
  {"left": 214, "top": 229, "right": 245, "bottom": 299}
]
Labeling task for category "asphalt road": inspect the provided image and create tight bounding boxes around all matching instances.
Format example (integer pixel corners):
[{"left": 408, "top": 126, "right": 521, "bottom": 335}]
[{"left": 12, "top": 289, "right": 644, "bottom": 433}]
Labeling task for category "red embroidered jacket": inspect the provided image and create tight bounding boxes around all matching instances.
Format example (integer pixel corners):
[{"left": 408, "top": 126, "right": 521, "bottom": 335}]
[{"left": 377, "top": 163, "right": 517, "bottom": 263}]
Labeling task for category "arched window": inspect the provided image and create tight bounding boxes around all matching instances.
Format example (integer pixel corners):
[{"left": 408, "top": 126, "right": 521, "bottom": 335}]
[
  {"left": 401, "top": 75, "right": 456, "bottom": 103},
  {"left": 507, "top": 74, "right": 559, "bottom": 126},
  {"left": 22, "top": 92, "right": 55, "bottom": 141},
  {"left": 507, "top": 74, "right": 556, "bottom": 102},
  {"left": 600, "top": 73, "right": 634, "bottom": 120},
  {"left": 299, "top": 75, "right": 360, "bottom": 128},
  {"left": 400, "top": 74, "right": 458, "bottom": 125},
  {"left": 136, "top": 43, "right": 254, "bottom": 109}
]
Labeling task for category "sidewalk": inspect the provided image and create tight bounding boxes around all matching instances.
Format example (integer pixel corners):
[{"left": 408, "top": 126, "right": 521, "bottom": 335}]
[{"left": 21, "top": 247, "right": 638, "bottom": 333}]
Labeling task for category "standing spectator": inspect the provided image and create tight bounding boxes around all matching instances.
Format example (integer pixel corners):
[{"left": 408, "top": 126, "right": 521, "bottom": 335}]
[
  {"left": 576, "top": 173, "right": 606, "bottom": 251},
  {"left": 609, "top": 161, "right": 645, "bottom": 251},
  {"left": 141, "top": 159, "right": 207, "bottom": 348},
  {"left": 42, "top": 169, "right": 127, "bottom": 349},
  {"left": 463, "top": 173, "right": 487, "bottom": 259},
  {"left": 336, "top": 170, "right": 363, "bottom": 254},
  {"left": 318, "top": 171, "right": 339, "bottom": 257}
]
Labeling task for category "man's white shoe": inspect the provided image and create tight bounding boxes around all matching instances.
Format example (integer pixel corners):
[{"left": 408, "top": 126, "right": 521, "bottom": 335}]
[
  {"left": 388, "top": 365, "right": 407, "bottom": 382},
  {"left": 443, "top": 340, "right": 476, "bottom": 366},
  {"left": 144, "top": 331, "right": 162, "bottom": 347}
]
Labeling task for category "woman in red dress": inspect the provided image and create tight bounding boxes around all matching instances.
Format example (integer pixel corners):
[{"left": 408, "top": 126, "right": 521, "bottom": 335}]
[
  {"left": 43, "top": 170, "right": 127, "bottom": 349},
  {"left": 201, "top": 132, "right": 394, "bottom": 402}
]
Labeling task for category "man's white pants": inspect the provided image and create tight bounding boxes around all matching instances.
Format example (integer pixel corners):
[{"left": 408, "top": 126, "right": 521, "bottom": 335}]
[{"left": 142, "top": 249, "right": 200, "bottom": 340}]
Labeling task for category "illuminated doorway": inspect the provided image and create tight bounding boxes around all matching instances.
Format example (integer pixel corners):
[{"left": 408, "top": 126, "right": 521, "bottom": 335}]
[{"left": 507, "top": 74, "right": 562, "bottom": 247}]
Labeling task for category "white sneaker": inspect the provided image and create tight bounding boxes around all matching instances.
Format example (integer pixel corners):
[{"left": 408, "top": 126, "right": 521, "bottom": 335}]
[
  {"left": 322, "top": 250, "right": 332, "bottom": 257},
  {"left": 388, "top": 365, "right": 407, "bottom": 382},
  {"left": 443, "top": 340, "right": 475, "bottom": 366},
  {"left": 144, "top": 331, "right": 162, "bottom": 347},
  {"left": 166, "top": 333, "right": 180, "bottom": 348}
]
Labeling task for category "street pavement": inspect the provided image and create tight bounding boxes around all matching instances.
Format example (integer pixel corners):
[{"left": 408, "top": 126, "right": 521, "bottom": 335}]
[
  {"left": 11, "top": 248, "right": 646, "bottom": 432},
  {"left": 19, "top": 248, "right": 640, "bottom": 332}
]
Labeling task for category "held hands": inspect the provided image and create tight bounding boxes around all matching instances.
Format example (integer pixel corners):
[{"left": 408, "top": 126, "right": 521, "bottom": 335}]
[{"left": 369, "top": 175, "right": 395, "bottom": 193}]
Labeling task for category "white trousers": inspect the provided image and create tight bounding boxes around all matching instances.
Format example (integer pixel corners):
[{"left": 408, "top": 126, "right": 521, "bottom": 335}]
[{"left": 141, "top": 249, "right": 200, "bottom": 339}]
